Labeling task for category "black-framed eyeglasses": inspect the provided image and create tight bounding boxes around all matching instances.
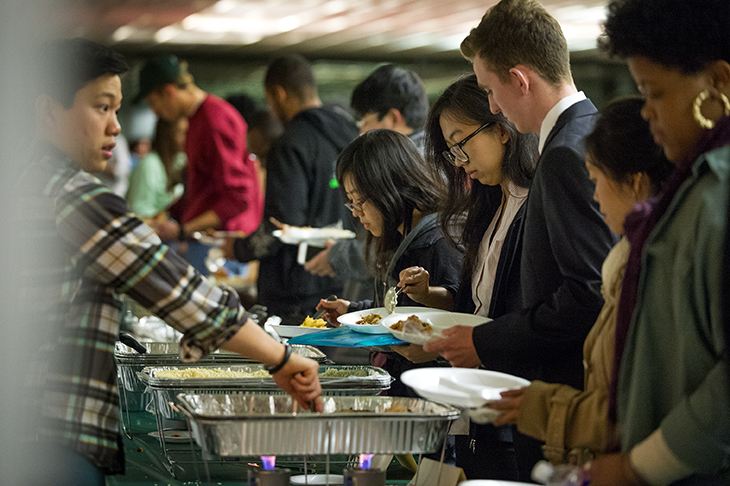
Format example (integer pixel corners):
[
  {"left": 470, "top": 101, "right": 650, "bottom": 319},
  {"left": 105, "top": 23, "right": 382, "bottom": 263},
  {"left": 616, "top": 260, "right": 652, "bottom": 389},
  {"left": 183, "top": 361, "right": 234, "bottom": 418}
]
[
  {"left": 344, "top": 197, "right": 369, "bottom": 213},
  {"left": 442, "top": 122, "right": 492, "bottom": 165}
]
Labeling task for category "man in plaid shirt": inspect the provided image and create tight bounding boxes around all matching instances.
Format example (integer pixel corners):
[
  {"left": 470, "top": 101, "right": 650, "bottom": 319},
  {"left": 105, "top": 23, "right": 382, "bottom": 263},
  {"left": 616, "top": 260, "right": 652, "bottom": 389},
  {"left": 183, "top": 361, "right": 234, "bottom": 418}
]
[{"left": 21, "top": 38, "right": 323, "bottom": 484}]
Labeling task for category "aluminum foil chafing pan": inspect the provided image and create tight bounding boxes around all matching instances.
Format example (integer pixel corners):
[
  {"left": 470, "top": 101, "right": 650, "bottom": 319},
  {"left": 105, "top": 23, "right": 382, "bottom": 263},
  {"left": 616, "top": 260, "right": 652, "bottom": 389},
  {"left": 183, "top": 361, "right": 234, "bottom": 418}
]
[
  {"left": 116, "top": 343, "right": 327, "bottom": 393},
  {"left": 176, "top": 394, "right": 460, "bottom": 456},
  {"left": 139, "top": 365, "right": 392, "bottom": 420}
]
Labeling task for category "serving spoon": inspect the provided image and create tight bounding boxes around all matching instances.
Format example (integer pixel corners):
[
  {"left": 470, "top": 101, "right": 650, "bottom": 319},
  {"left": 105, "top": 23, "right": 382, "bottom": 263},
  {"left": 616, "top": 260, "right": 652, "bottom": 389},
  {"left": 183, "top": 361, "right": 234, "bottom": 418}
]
[{"left": 384, "top": 286, "right": 404, "bottom": 314}]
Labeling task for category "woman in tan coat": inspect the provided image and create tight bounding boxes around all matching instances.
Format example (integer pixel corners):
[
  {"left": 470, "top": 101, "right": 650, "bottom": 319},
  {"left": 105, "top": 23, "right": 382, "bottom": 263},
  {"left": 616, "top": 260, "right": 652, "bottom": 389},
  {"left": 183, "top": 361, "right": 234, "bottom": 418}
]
[{"left": 489, "top": 97, "right": 672, "bottom": 465}]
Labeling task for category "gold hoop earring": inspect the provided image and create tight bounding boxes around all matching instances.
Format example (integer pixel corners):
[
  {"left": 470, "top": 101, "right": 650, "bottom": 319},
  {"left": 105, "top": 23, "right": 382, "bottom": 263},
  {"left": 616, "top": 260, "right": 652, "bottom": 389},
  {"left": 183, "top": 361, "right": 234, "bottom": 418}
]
[{"left": 693, "top": 89, "right": 730, "bottom": 130}]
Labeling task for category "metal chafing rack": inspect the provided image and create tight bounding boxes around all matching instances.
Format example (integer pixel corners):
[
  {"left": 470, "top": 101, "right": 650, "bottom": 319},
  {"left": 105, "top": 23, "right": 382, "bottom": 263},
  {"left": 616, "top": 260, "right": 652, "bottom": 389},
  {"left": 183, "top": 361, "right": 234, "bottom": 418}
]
[
  {"left": 175, "top": 394, "right": 461, "bottom": 457},
  {"left": 115, "top": 342, "right": 328, "bottom": 393},
  {"left": 138, "top": 364, "right": 393, "bottom": 421}
]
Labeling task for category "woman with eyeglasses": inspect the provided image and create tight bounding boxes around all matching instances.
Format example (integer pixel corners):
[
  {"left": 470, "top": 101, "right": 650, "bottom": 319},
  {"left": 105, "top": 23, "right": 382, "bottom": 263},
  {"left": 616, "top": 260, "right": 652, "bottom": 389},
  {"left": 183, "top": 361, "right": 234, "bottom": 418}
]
[
  {"left": 316, "top": 129, "right": 464, "bottom": 398},
  {"left": 387, "top": 74, "right": 538, "bottom": 480},
  {"left": 395, "top": 75, "right": 537, "bottom": 318}
]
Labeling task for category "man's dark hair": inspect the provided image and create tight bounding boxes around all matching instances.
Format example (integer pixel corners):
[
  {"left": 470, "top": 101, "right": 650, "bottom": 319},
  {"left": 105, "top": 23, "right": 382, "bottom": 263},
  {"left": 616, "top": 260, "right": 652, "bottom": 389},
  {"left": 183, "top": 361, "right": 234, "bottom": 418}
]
[
  {"left": 599, "top": 0, "right": 730, "bottom": 74},
  {"left": 264, "top": 54, "right": 317, "bottom": 101},
  {"left": 350, "top": 65, "right": 429, "bottom": 130},
  {"left": 41, "top": 38, "right": 128, "bottom": 108}
]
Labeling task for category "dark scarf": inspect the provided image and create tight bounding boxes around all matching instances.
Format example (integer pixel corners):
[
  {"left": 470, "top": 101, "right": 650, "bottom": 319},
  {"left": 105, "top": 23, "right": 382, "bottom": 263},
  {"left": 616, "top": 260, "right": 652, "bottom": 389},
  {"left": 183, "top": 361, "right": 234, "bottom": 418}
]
[{"left": 608, "top": 114, "right": 730, "bottom": 431}]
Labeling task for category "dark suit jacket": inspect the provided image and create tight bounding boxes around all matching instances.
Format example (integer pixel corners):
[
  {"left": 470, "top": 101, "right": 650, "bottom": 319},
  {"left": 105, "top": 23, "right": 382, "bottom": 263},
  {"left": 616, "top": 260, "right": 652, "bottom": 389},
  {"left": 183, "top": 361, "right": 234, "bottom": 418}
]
[{"left": 472, "top": 98, "right": 617, "bottom": 390}]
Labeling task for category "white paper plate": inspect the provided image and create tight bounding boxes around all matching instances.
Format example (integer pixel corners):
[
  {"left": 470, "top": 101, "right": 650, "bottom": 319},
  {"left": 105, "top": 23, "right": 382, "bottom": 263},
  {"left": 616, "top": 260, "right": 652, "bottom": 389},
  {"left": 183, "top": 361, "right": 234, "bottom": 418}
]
[
  {"left": 379, "top": 311, "right": 490, "bottom": 345},
  {"left": 400, "top": 368, "right": 530, "bottom": 408},
  {"left": 337, "top": 307, "right": 446, "bottom": 326},
  {"left": 148, "top": 430, "right": 192, "bottom": 443},
  {"left": 273, "top": 228, "right": 356, "bottom": 246},
  {"left": 290, "top": 474, "right": 344, "bottom": 485},
  {"left": 270, "top": 324, "right": 328, "bottom": 339}
]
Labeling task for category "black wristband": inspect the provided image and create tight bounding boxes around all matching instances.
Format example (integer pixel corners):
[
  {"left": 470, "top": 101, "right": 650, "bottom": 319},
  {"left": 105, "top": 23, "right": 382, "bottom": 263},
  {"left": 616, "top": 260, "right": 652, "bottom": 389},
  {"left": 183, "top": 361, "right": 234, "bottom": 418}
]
[
  {"left": 265, "top": 343, "right": 292, "bottom": 375},
  {"left": 177, "top": 222, "right": 187, "bottom": 242}
]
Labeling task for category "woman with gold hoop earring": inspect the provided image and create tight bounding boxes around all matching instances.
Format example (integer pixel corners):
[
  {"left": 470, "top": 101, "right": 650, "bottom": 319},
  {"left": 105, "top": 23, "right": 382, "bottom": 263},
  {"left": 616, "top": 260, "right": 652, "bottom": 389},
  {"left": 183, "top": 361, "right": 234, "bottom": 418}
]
[
  {"left": 694, "top": 88, "right": 730, "bottom": 130},
  {"left": 588, "top": 0, "right": 730, "bottom": 484}
]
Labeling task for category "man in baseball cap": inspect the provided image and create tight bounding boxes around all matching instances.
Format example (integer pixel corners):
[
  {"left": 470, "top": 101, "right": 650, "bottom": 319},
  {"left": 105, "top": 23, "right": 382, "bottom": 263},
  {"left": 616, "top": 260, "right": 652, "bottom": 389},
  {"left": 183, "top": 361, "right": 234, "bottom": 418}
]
[{"left": 135, "top": 54, "right": 264, "bottom": 274}]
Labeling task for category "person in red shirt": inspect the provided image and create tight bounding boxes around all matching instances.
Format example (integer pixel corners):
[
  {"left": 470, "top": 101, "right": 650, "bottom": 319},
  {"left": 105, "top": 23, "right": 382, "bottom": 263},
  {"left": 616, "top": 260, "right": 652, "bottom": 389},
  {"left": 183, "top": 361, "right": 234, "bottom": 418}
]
[{"left": 135, "top": 55, "right": 263, "bottom": 272}]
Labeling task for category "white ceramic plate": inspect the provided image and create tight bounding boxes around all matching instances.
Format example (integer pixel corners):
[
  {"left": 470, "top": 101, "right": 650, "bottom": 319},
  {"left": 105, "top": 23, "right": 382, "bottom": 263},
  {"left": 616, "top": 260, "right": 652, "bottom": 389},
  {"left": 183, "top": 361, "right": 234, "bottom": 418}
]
[
  {"left": 273, "top": 227, "right": 356, "bottom": 247},
  {"left": 148, "top": 430, "right": 192, "bottom": 443},
  {"left": 400, "top": 368, "right": 530, "bottom": 409},
  {"left": 379, "top": 311, "right": 490, "bottom": 345},
  {"left": 290, "top": 475, "right": 344, "bottom": 485},
  {"left": 340, "top": 307, "right": 449, "bottom": 335},
  {"left": 345, "top": 323, "right": 391, "bottom": 334},
  {"left": 270, "top": 324, "right": 328, "bottom": 339},
  {"left": 337, "top": 307, "right": 446, "bottom": 326}
]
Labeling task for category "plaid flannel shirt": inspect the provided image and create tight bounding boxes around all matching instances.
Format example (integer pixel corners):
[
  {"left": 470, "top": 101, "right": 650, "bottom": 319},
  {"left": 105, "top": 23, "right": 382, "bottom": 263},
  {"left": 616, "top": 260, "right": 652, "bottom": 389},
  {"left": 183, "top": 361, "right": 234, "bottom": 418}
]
[{"left": 21, "top": 144, "right": 249, "bottom": 474}]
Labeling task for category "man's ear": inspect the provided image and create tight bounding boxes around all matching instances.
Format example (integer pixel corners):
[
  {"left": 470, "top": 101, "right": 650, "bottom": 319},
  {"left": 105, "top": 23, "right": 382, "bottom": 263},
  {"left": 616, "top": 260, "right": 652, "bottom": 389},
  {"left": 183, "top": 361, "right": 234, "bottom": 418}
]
[
  {"left": 509, "top": 65, "right": 531, "bottom": 95},
  {"left": 35, "top": 94, "right": 59, "bottom": 132},
  {"left": 384, "top": 108, "right": 405, "bottom": 129},
  {"left": 272, "top": 85, "right": 288, "bottom": 105}
]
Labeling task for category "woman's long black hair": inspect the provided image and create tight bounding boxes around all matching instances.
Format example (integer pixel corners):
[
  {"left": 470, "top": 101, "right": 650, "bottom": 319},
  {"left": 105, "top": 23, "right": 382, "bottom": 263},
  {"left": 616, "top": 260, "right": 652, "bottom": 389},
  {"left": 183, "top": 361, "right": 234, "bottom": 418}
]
[
  {"left": 336, "top": 129, "right": 447, "bottom": 276},
  {"left": 425, "top": 74, "right": 538, "bottom": 280}
]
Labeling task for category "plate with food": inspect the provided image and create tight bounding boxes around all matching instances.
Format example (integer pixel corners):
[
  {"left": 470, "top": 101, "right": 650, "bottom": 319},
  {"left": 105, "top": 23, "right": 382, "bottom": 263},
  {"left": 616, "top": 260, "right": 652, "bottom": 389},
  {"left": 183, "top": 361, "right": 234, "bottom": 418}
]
[
  {"left": 273, "top": 227, "right": 356, "bottom": 247},
  {"left": 400, "top": 367, "right": 530, "bottom": 409},
  {"left": 340, "top": 311, "right": 389, "bottom": 334},
  {"left": 337, "top": 306, "right": 447, "bottom": 333},
  {"left": 379, "top": 311, "right": 490, "bottom": 345},
  {"left": 269, "top": 316, "right": 329, "bottom": 339}
]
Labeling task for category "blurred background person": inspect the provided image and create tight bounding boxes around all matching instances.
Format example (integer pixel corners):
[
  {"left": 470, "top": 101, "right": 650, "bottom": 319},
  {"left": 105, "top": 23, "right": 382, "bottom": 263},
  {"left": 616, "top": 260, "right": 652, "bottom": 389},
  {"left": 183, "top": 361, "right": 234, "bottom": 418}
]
[
  {"left": 125, "top": 116, "right": 187, "bottom": 218},
  {"left": 246, "top": 108, "right": 284, "bottom": 184},
  {"left": 231, "top": 54, "right": 359, "bottom": 324},
  {"left": 136, "top": 54, "right": 263, "bottom": 274},
  {"left": 128, "top": 135, "right": 151, "bottom": 169}
]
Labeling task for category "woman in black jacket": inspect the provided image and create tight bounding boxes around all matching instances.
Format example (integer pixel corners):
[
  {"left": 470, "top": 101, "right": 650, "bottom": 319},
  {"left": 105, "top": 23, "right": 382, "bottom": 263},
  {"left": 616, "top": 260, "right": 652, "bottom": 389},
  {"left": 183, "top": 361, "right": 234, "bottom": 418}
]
[{"left": 315, "top": 129, "right": 464, "bottom": 397}]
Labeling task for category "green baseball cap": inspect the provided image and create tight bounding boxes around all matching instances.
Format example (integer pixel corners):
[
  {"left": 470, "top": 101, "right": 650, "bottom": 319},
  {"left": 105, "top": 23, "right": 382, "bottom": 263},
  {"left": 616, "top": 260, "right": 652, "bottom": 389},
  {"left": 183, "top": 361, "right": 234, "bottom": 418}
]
[{"left": 134, "top": 54, "right": 181, "bottom": 104}]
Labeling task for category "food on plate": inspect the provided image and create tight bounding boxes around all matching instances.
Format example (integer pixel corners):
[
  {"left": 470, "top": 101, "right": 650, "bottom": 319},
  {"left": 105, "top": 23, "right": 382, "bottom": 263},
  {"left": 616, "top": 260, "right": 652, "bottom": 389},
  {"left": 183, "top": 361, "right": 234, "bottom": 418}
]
[
  {"left": 155, "top": 368, "right": 269, "bottom": 379},
  {"left": 301, "top": 316, "right": 327, "bottom": 328},
  {"left": 319, "top": 368, "right": 369, "bottom": 378},
  {"left": 390, "top": 315, "right": 433, "bottom": 335},
  {"left": 356, "top": 313, "right": 382, "bottom": 325}
]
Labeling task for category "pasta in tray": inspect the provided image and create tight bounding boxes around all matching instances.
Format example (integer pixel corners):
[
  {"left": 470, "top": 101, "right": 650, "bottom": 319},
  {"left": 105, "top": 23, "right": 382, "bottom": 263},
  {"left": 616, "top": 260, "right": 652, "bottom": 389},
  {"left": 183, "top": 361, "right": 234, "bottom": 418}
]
[
  {"left": 154, "top": 367, "right": 373, "bottom": 380},
  {"left": 155, "top": 368, "right": 269, "bottom": 379}
]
